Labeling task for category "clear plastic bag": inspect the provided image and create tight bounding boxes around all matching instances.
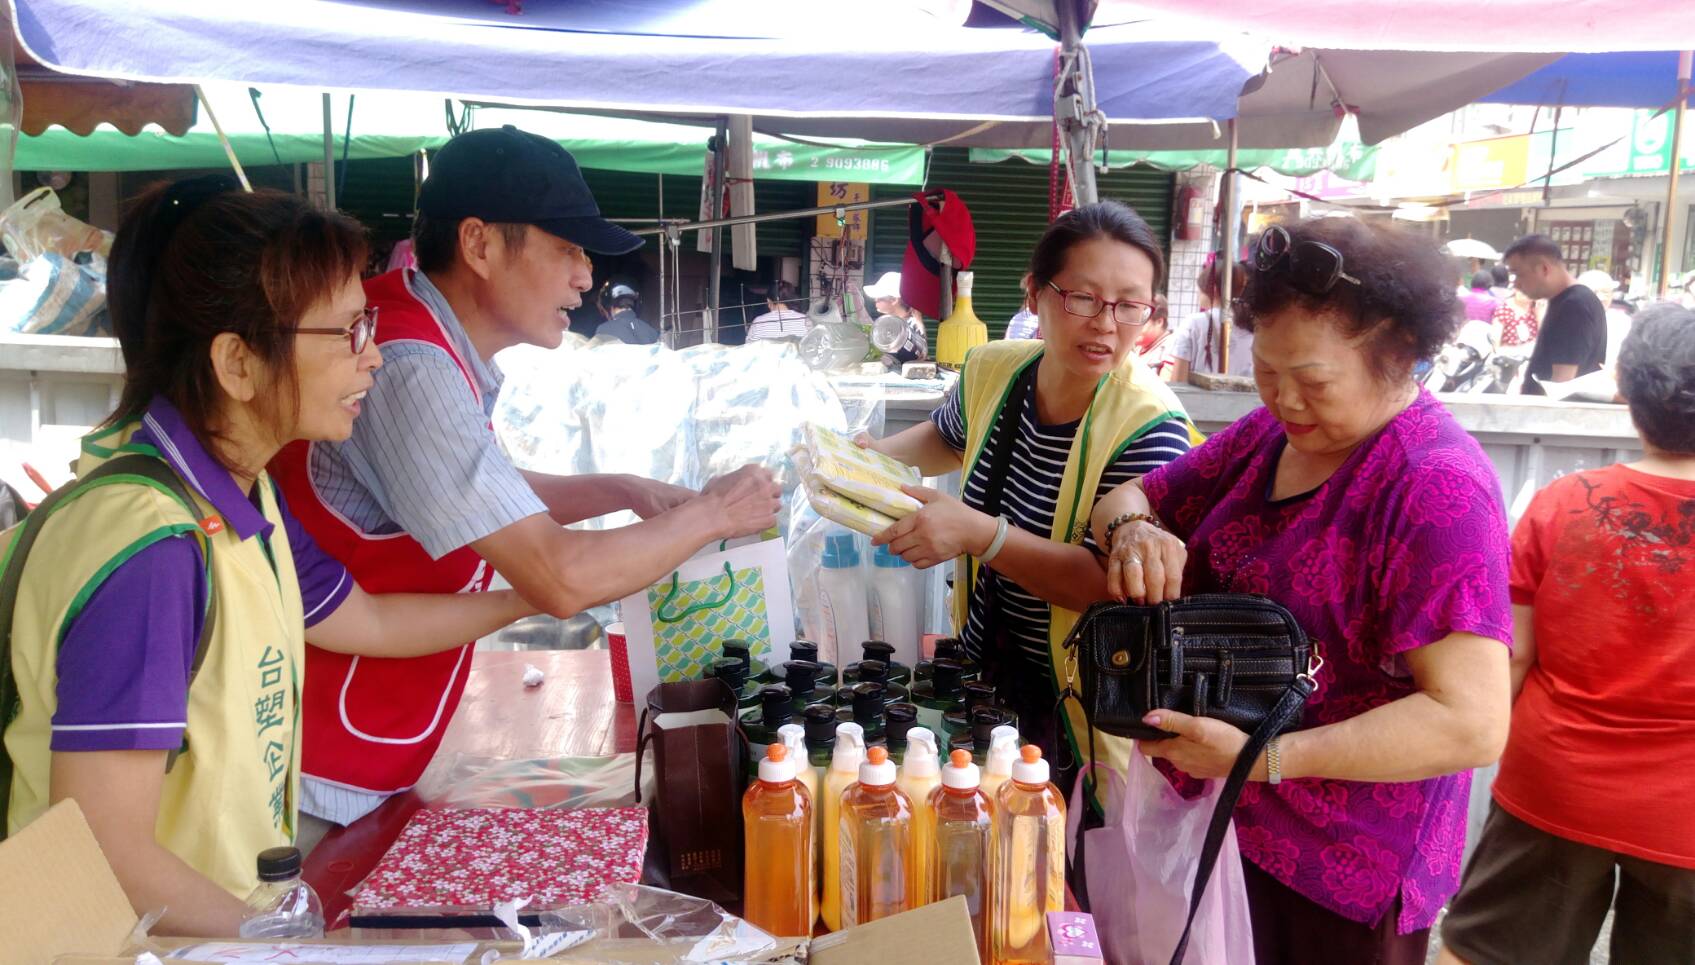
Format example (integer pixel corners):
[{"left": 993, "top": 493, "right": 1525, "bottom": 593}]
[
  {"left": 0, "top": 187, "right": 112, "bottom": 262},
  {"left": 489, "top": 885, "right": 794, "bottom": 963},
  {"left": 1068, "top": 754, "right": 1257, "bottom": 965},
  {"left": 414, "top": 753, "right": 651, "bottom": 812}
]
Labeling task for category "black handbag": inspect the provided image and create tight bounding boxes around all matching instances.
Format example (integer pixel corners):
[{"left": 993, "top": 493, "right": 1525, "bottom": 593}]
[{"left": 1062, "top": 594, "right": 1323, "bottom": 965}]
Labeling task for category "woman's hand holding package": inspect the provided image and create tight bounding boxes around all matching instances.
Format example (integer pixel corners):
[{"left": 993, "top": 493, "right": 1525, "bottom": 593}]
[
  {"left": 873, "top": 484, "right": 995, "bottom": 570},
  {"left": 1107, "top": 519, "right": 1187, "bottom": 604}
]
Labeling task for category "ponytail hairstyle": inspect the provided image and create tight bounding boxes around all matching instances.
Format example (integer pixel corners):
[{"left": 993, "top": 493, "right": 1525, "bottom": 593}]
[{"left": 105, "top": 177, "right": 368, "bottom": 465}]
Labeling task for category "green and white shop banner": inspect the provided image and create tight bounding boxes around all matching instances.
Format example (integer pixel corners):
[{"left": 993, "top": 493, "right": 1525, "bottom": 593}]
[{"left": 969, "top": 139, "right": 1378, "bottom": 181}]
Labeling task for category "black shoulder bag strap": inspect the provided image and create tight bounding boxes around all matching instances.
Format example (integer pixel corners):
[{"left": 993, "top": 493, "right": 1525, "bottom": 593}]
[
  {"left": 1165, "top": 675, "right": 1314, "bottom": 965},
  {"left": 0, "top": 454, "right": 218, "bottom": 835}
]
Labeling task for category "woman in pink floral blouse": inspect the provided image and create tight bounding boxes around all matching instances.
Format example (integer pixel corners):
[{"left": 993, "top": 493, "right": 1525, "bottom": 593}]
[{"left": 1091, "top": 217, "right": 1514, "bottom": 965}]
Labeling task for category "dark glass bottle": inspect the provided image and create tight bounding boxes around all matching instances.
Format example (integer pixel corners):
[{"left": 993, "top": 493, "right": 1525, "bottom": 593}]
[
  {"left": 882, "top": 702, "right": 919, "bottom": 765},
  {"left": 943, "top": 679, "right": 1000, "bottom": 735},
  {"left": 755, "top": 639, "right": 838, "bottom": 687},
  {"left": 708, "top": 656, "right": 759, "bottom": 709},
  {"left": 842, "top": 640, "right": 912, "bottom": 687},
  {"left": 915, "top": 637, "right": 980, "bottom": 682},
  {"left": 739, "top": 684, "right": 797, "bottom": 745},
  {"left": 910, "top": 658, "right": 966, "bottom": 732},
  {"left": 848, "top": 659, "right": 910, "bottom": 705},
  {"left": 801, "top": 703, "right": 838, "bottom": 769},
  {"left": 836, "top": 682, "right": 888, "bottom": 743}
]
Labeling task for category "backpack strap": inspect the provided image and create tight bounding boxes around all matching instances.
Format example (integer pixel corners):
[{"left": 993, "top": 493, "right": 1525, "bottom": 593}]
[{"left": 0, "top": 454, "right": 217, "bottom": 836}]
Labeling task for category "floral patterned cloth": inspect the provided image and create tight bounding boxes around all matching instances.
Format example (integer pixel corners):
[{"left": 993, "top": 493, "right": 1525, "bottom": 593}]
[
  {"left": 352, "top": 806, "right": 649, "bottom": 913},
  {"left": 1140, "top": 389, "right": 1513, "bottom": 933}
]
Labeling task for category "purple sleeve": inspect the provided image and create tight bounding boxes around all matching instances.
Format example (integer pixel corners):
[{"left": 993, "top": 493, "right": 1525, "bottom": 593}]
[
  {"left": 275, "top": 485, "right": 353, "bottom": 628},
  {"left": 1372, "top": 456, "right": 1514, "bottom": 663},
  {"left": 1140, "top": 410, "right": 1266, "bottom": 542},
  {"left": 52, "top": 536, "right": 204, "bottom": 752}
]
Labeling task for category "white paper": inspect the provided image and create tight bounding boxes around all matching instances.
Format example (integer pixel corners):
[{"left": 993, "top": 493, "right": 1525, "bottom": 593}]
[
  {"left": 521, "top": 663, "right": 545, "bottom": 687},
  {"left": 164, "top": 942, "right": 479, "bottom": 964}
]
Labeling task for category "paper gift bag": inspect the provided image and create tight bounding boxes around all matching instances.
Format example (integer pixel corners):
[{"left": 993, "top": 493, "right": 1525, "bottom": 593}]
[
  {"left": 633, "top": 680, "right": 746, "bottom": 904},
  {"left": 620, "top": 537, "right": 795, "bottom": 703}
]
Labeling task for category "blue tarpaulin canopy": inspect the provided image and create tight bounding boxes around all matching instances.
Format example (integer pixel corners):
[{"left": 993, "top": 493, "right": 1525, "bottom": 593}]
[
  {"left": 1481, "top": 52, "right": 1692, "bottom": 109},
  {"left": 9, "top": 0, "right": 1269, "bottom": 150}
]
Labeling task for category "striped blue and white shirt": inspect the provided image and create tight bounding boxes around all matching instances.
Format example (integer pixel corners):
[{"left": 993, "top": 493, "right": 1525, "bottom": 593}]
[
  {"left": 300, "top": 270, "right": 547, "bottom": 826},
  {"left": 931, "top": 381, "right": 1191, "bottom": 665}
]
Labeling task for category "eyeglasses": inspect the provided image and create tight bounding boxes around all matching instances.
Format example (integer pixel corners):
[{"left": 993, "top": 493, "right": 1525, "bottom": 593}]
[
  {"left": 1254, "top": 225, "right": 1361, "bottom": 296},
  {"left": 291, "top": 306, "right": 378, "bottom": 355},
  {"left": 1045, "top": 281, "right": 1156, "bottom": 327}
]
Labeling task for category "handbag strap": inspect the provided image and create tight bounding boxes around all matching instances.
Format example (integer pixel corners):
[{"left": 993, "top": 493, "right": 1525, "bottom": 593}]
[{"left": 1167, "top": 675, "right": 1314, "bottom": 965}]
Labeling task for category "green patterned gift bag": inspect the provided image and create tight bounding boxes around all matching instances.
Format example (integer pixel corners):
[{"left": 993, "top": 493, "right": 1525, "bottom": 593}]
[{"left": 645, "top": 563, "right": 771, "bottom": 684}]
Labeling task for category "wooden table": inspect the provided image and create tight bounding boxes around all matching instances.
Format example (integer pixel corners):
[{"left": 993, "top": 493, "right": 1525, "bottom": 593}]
[{"left": 302, "top": 649, "right": 639, "bottom": 928}]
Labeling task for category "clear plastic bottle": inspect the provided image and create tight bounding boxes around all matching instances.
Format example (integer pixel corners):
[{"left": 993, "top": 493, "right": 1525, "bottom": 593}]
[
  {"left": 896, "top": 727, "right": 942, "bottom": 905},
  {"left": 820, "top": 721, "right": 866, "bottom": 931},
  {"left": 818, "top": 533, "right": 871, "bottom": 656},
  {"left": 839, "top": 745, "right": 916, "bottom": 927},
  {"left": 777, "top": 723, "right": 821, "bottom": 928},
  {"left": 931, "top": 748, "right": 994, "bottom": 959},
  {"left": 867, "top": 544, "right": 924, "bottom": 667},
  {"left": 743, "top": 743, "right": 815, "bottom": 937},
  {"left": 990, "top": 745, "right": 1066, "bottom": 965},
  {"left": 978, "top": 724, "right": 1021, "bottom": 802},
  {"left": 239, "top": 846, "right": 324, "bottom": 939}
]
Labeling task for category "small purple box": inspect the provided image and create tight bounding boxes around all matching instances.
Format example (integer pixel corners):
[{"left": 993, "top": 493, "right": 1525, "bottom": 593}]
[{"left": 1047, "top": 911, "right": 1104, "bottom": 964}]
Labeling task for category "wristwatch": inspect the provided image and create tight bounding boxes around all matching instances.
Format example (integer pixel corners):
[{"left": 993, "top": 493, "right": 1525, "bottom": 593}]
[{"left": 1266, "top": 736, "right": 1283, "bottom": 785}]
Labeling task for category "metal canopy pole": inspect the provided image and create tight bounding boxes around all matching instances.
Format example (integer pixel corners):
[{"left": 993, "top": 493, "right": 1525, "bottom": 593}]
[
  {"left": 321, "top": 93, "right": 337, "bottom": 210},
  {"left": 621, "top": 191, "right": 945, "bottom": 236},
  {"left": 705, "top": 118, "right": 728, "bottom": 344},
  {"left": 1057, "top": 0, "right": 1098, "bottom": 206},
  {"left": 1659, "top": 51, "right": 1692, "bottom": 298},
  {"left": 1218, "top": 118, "right": 1239, "bottom": 377}
]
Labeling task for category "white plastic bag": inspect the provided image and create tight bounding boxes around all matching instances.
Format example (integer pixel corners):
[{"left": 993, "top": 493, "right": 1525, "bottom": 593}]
[{"left": 1068, "top": 753, "right": 1257, "bottom": 965}]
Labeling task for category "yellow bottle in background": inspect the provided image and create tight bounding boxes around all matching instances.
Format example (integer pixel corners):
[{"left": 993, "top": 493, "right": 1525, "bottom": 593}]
[
  {"left": 990, "top": 745, "right": 1066, "bottom": 965},
  {"left": 839, "top": 745, "right": 916, "bottom": 928},
  {"left": 931, "top": 749, "right": 994, "bottom": 960},
  {"left": 742, "top": 743, "right": 814, "bottom": 938},
  {"left": 777, "top": 723, "right": 819, "bottom": 928},
  {"left": 979, "top": 724, "right": 1020, "bottom": 803},
  {"left": 935, "top": 270, "right": 987, "bottom": 369},
  {"left": 820, "top": 721, "right": 865, "bottom": 931},
  {"left": 896, "top": 727, "right": 942, "bottom": 905}
]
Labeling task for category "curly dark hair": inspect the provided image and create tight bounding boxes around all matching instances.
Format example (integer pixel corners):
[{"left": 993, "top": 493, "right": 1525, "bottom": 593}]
[
  {"left": 1237, "top": 217, "right": 1460, "bottom": 380},
  {"left": 1617, "top": 303, "right": 1695, "bottom": 455}
]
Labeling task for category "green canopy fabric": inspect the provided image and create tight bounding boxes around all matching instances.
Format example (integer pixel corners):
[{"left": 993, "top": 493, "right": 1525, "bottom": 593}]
[
  {"left": 969, "top": 140, "right": 1378, "bottom": 180},
  {"left": 13, "top": 84, "right": 928, "bottom": 184}
]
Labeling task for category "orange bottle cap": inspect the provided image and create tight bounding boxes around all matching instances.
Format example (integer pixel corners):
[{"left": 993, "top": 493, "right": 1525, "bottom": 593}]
[
  {"left": 866, "top": 745, "right": 888, "bottom": 764},
  {"left": 949, "top": 749, "right": 972, "bottom": 767},
  {"left": 1021, "top": 744, "right": 1042, "bottom": 763},
  {"left": 768, "top": 743, "right": 788, "bottom": 762}
]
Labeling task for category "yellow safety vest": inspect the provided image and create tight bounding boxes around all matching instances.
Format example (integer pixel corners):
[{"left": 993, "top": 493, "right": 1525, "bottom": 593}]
[
  {"left": 3, "top": 421, "right": 304, "bottom": 897},
  {"left": 953, "top": 340, "right": 1196, "bottom": 784}
]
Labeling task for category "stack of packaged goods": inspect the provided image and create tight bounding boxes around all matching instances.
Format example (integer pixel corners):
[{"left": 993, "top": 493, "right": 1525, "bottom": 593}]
[{"left": 792, "top": 423, "right": 922, "bottom": 537}]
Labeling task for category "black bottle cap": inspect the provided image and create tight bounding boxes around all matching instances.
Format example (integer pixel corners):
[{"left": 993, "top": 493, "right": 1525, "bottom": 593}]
[
  {"left": 784, "top": 660, "right": 821, "bottom": 697},
  {"left": 932, "top": 659, "right": 965, "bottom": 699},
  {"left": 722, "top": 641, "right": 752, "bottom": 672},
  {"left": 856, "top": 659, "right": 889, "bottom": 684},
  {"left": 802, "top": 703, "right": 837, "bottom": 747},
  {"left": 861, "top": 641, "right": 897, "bottom": 664},
  {"left": 962, "top": 680, "right": 996, "bottom": 711},
  {"left": 710, "top": 657, "right": 747, "bottom": 690},
  {"left": 256, "top": 846, "right": 303, "bottom": 881},
  {"left": 949, "top": 730, "right": 976, "bottom": 755},
  {"left": 885, "top": 703, "right": 918, "bottom": 745},
  {"left": 851, "top": 683, "right": 887, "bottom": 725},
  {"left": 934, "top": 638, "right": 966, "bottom": 661},
  {"left": 790, "top": 640, "right": 820, "bottom": 664},
  {"left": 759, "top": 685, "right": 794, "bottom": 726},
  {"left": 971, "top": 706, "right": 1013, "bottom": 749}
]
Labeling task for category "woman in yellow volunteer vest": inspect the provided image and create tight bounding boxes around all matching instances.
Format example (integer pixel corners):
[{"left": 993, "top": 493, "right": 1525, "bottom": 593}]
[
  {"left": 1, "top": 176, "right": 538, "bottom": 936},
  {"left": 861, "top": 200, "right": 1194, "bottom": 790}
]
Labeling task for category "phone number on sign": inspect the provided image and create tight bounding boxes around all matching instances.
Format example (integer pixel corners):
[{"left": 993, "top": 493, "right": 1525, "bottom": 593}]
[{"left": 813, "top": 156, "right": 894, "bottom": 172}]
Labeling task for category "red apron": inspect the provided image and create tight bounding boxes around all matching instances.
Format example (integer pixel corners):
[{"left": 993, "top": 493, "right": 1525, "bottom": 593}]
[{"left": 270, "top": 269, "right": 495, "bottom": 794}]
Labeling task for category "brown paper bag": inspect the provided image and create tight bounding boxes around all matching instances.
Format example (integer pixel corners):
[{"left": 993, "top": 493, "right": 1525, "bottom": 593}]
[{"left": 634, "top": 679, "right": 746, "bottom": 904}]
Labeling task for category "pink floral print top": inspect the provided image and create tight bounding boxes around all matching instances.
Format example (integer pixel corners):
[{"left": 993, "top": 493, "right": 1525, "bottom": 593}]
[{"left": 1140, "top": 389, "right": 1512, "bottom": 933}]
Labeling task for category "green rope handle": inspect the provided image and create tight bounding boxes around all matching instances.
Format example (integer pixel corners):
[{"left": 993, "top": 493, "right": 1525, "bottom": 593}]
[{"left": 654, "top": 562, "right": 739, "bottom": 623}]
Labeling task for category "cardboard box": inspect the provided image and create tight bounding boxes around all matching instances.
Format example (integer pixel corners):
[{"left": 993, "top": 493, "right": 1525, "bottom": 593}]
[{"left": 0, "top": 800, "right": 981, "bottom": 965}]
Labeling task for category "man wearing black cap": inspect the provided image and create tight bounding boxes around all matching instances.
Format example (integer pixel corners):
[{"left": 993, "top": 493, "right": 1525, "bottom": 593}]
[{"left": 268, "top": 126, "right": 781, "bottom": 839}]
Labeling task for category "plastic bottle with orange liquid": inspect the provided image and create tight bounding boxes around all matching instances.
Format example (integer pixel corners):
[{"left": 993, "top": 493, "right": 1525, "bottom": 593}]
[
  {"left": 838, "top": 745, "right": 916, "bottom": 928},
  {"left": 930, "top": 748, "right": 994, "bottom": 958},
  {"left": 741, "top": 742, "right": 814, "bottom": 937},
  {"left": 989, "top": 744, "right": 1066, "bottom": 965}
]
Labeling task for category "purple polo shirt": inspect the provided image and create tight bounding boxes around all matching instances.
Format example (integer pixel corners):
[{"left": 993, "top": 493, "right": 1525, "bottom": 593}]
[{"left": 49, "top": 397, "right": 353, "bottom": 753}]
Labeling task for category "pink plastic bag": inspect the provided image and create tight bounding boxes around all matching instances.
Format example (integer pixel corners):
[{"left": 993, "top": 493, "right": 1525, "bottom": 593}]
[{"left": 1068, "top": 752, "right": 1256, "bottom": 965}]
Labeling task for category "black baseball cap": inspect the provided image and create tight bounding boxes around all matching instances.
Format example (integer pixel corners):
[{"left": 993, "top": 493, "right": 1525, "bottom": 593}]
[{"left": 417, "top": 125, "right": 642, "bottom": 255}]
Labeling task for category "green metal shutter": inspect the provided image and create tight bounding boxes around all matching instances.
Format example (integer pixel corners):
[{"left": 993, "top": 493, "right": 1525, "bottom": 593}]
[
  {"left": 869, "top": 148, "right": 1174, "bottom": 339},
  {"left": 339, "top": 156, "right": 418, "bottom": 244}
]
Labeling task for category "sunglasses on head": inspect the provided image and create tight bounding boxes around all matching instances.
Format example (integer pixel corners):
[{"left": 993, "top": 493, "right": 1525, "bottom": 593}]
[{"left": 1254, "top": 225, "right": 1361, "bottom": 296}]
